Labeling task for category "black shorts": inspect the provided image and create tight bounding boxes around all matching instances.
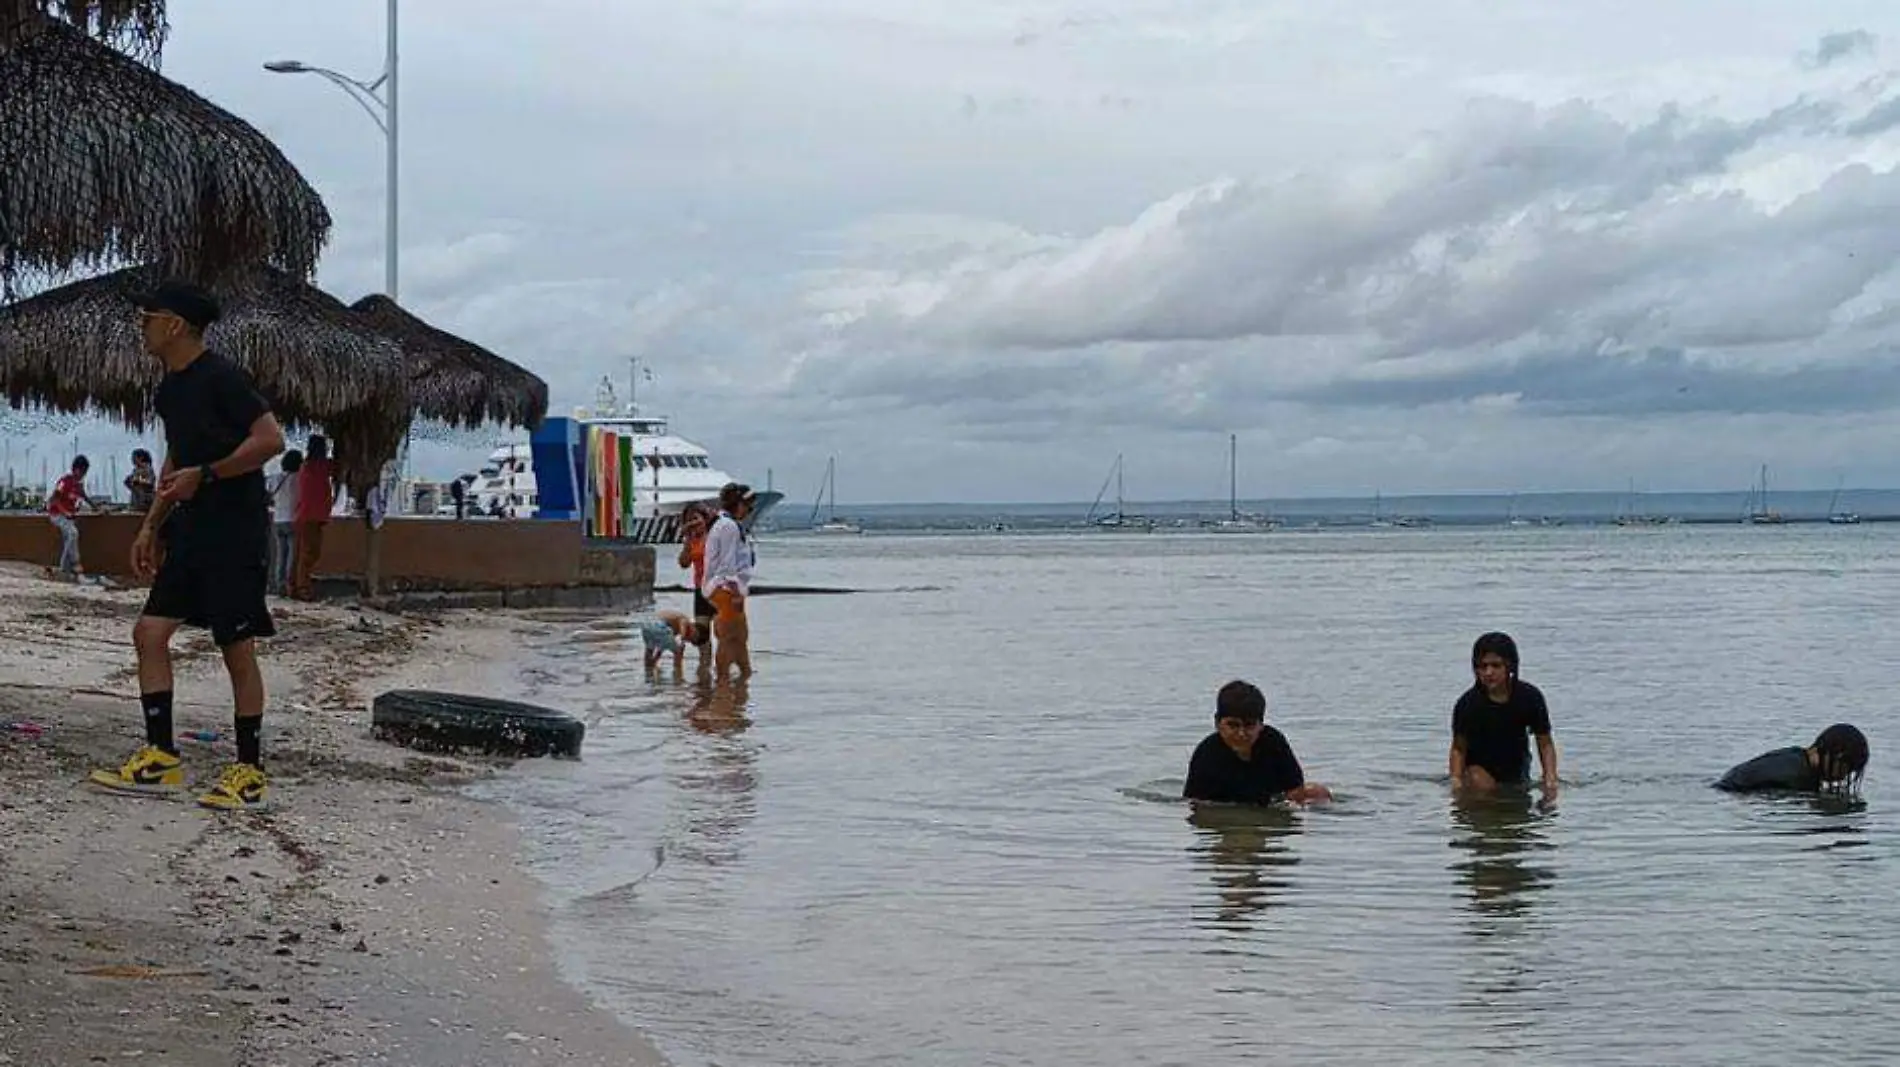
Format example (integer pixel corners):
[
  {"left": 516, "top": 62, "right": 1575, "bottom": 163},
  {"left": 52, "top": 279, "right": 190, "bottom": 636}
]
[
  {"left": 692, "top": 589, "right": 715, "bottom": 622},
  {"left": 143, "top": 537, "right": 275, "bottom": 647}
]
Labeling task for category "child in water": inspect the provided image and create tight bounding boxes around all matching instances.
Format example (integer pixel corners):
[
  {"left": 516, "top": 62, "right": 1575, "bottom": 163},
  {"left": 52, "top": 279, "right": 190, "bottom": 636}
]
[
  {"left": 1183, "top": 680, "right": 1333, "bottom": 806},
  {"left": 1449, "top": 631, "right": 1560, "bottom": 796},
  {"left": 1716, "top": 724, "right": 1869, "bottom": 794},
  {"left": 640, "top": 609, "right": 708, "bottom": 673}
]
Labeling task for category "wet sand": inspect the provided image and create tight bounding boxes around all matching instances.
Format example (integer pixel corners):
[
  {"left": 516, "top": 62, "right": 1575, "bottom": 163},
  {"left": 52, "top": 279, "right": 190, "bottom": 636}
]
[{"left": 0, "top": 562, "right": 665, "bottom": 1066}]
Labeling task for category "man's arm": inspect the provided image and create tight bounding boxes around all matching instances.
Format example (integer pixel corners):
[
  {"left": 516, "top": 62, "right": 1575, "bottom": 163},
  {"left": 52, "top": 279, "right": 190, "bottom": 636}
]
[
  {"left": 207, "top": 412, "right": 286, "bottom": 480},
  {"left": 1448, "top": 736, "right": 1467, "bottom": 782},
  {"left": 141, "top": 457, "right": 178, "bottom": 532}
]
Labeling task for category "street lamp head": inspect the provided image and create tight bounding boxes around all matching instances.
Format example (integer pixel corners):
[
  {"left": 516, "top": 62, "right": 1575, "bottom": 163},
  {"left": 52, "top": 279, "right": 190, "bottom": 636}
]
[{"left": 263, "top": 60, "right": 310, "bottom": 74}]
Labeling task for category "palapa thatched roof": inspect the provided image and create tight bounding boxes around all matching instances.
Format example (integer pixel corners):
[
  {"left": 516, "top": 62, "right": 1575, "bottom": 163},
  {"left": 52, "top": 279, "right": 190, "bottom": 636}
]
[
  {"left": 2, "top": 2, "right": 166, "bottom": 56},
  {"left": 0, "top": 265, "right": 410, "bottom": 492},
  {"left": 0, "top": 14, "right": 331, "bottom": 297},
  {"left": 350, "top": 295, "right": 549, "bottom": 431}
]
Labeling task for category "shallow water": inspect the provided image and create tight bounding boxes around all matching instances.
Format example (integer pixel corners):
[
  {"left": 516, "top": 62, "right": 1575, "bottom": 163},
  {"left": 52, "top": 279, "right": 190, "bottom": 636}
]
[{"left": 476, "top": 526, "right": 1900, "bottom": 1066}]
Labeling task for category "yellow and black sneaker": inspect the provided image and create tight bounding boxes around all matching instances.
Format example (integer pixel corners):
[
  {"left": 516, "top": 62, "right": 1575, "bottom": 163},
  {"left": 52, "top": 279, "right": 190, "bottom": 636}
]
[
  {"left": 197, "top": 763, "right": 269, "bottom": 812},
  {"left": 87, "top": 746, "right": 184, "bottom": 795}
]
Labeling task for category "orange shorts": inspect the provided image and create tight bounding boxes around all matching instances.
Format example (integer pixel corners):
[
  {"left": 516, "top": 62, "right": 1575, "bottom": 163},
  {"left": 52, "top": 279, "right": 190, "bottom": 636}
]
[{"left": 709, "top": 587, "right": 746, "bottom": 623}]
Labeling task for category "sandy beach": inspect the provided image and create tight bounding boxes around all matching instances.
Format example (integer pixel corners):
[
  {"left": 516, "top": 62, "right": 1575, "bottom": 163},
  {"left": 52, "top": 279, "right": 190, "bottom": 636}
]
[{"left": 0, "top": 562, "right": 666, "bottom": 1066}]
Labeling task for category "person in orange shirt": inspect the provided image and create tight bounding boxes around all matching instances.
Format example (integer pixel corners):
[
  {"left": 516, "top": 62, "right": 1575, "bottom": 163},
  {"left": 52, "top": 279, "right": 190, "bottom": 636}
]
[{"left": 677, "top": 502, "right": 716, "bottom": 635}]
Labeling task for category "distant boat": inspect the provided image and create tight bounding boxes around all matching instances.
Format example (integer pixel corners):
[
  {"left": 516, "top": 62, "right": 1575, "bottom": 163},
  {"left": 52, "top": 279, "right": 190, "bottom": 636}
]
[
  {"left": 807, "top": 456, "right": 863, "bottom": 534},
  {"left": 1745, "top": 464, "right": 1786, "bottom": 525},
  {"left": 1085, "top": 453, "right": 1153, "bottom": 531},
  {"left": 1826, "top": 477, "right": 1861, "bottom": 525},
  {"left": 1615, "top": 479, "right": 1672, "bottom": 526},
  {"left": 1206, "top": 433, "right": 1277, "bottom": 532}
]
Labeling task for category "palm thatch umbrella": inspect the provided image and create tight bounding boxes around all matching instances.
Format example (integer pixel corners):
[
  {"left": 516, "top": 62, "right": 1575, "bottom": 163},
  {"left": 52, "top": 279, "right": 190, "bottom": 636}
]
[
  {"left": 0, "top": 264, "right": 409, "bottom": 493},
  {"left": 350, "top": 295, "right": 549, "bottom": 432},
  {"left": 2, "top": 2, "right": 166, "bottom": 55},
  {"left": 0, "top": 13, "right": 331, "bottom": 298}
]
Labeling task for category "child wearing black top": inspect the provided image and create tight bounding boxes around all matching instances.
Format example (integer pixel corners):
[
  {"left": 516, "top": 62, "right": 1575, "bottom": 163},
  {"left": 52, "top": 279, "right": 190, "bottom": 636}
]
[
  {"left": 1717, "top": 723, "right": 1868, "bottom": 794},
  {"left": 1184, "top": 680, "right": 1332, "bottom": 807},
  {"left": 1449, "top": 632, "right": 1560, "bottom": 796}
]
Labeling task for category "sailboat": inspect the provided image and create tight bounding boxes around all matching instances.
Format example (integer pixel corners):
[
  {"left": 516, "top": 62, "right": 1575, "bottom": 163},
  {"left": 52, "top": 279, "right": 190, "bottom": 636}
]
[
  {"left": 807, "top": 456, "right": 863, "bottom": 534},
  {"left": 1745, "top": 464, "right": 1785, "bottom": 525},
  {"left": 1207, "top": 434, "right": 1276, "bottom": 531},
  {"left": 1085, "top": 453, "right": 1153, "bottom": 531},
  {"left": 1827, "top": 476, "right": 1861, "bottom": 525},
  {"left": 1615, "top": 479, "right": 1671, "bottom": 526}
]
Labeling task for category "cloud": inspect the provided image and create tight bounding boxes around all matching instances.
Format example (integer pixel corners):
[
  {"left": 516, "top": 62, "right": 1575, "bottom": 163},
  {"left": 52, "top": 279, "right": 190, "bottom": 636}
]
[{"left": 1805, "top": 30, "right": 1878, "bottom": 69}]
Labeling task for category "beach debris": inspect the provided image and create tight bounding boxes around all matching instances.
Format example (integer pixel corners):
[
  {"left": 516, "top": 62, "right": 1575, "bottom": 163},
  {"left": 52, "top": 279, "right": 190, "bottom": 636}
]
[
  {"left": 3, "top": 720, "right": 45, "bottom": 737},
  {"left": 73, "top": 965, "right": 210, "bottom": 980},
  {"left": 181, "top": 729, "right": 221, "bottom": 743},
  {"left": 370, "top": 689, "right": 584, "bottom": 759}
]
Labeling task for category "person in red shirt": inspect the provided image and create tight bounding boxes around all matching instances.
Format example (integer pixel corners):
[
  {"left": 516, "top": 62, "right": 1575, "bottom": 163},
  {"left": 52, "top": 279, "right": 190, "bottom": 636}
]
[
  {"left": 290, "top": 434, "right": 335, "bottom": 600},
  {"left": 45, "top": 455, "right": 96, "bottom": 579}
]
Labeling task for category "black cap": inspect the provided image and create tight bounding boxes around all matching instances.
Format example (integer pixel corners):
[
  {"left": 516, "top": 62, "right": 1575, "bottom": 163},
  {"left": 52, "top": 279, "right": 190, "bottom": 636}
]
[{"left": 132, "top": 280, "right": 221, "bottom": 330}]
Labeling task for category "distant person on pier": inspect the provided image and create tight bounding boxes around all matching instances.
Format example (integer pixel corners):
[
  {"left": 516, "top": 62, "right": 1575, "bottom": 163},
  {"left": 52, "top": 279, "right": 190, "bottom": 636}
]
[
  {"left": 1717, "top": 724, "right": 1869, "bottom": 795},
  {"left": 266, "top": 450, "right": 302, "bottom": 595},
  {"left": 46, "top": 455, "right": 97, "bottom": 580},
  {"left": 1183, "top": 680, "right": 1333, "bottom": 806},
  {"left": 123, "top": 448, "right": 157, "bottom": 513},
  {"left": 449, "top": 475, "right": 467, "bottom": 520},
  {"left": 703, "top": 483, "right": 758, "bottom": 681},
  {"left": 291, "top": 434, "right": 334, "bottom": 600},
  {"left": 1449, "top": 632, "right": 1560, "bottom": 798}
]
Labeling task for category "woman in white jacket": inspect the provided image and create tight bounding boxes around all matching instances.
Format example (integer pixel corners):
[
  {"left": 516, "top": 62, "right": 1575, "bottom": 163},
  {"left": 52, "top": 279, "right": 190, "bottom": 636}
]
[{"left": 701, "top": 482, "right": 757, "bottom": 681}]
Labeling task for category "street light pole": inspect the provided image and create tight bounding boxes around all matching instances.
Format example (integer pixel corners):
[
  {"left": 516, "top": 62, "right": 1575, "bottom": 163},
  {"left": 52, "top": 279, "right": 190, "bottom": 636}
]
[{"left": 266, "top": 0, "right": 405, "bottom": 484}]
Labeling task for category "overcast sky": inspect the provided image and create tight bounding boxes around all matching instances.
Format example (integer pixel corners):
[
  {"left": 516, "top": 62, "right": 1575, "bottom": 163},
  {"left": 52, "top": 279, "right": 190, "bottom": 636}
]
[{"left": 16, "top": 1, "right": 1900, "bottom": 504}]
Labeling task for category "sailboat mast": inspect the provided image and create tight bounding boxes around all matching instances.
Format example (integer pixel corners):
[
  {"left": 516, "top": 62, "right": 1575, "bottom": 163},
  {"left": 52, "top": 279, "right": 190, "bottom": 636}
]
[
  {"left": 1117, "top": 454, "right": 1125, "bottom": 518},
  {"left": 1229, "top": 433, "right": 1238, "bottom": 520}
]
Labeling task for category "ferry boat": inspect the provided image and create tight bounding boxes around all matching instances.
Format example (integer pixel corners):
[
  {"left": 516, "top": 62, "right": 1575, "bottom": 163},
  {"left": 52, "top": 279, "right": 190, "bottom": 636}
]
[{"left": 460, "top": 366, "right": 781, "bottom": 542}]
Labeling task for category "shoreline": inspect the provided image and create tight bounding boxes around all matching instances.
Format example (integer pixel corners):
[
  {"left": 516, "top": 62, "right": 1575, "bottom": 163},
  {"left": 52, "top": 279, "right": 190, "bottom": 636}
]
[{"left": 0, "top": 562, "right": 666, "bottom": 1066}]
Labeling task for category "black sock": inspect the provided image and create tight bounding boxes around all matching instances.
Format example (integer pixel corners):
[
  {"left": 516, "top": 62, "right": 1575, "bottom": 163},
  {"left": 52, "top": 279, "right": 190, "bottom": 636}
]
[
  {"left": 142, "top": 691, "right": 175, "bottom": 755},
  {"left": 235, "top": 715, "right": 262, "bottom": 769}
]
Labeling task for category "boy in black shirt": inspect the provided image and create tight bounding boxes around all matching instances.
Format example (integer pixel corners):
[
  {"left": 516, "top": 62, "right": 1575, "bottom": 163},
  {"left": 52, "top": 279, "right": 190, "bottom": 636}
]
[
  {"left": 1717, "top": 723, "right": 1868, "bottom": 794},
  {"left": 1184, "top": 680, "right": 1332, "bottom": 806},
  {"left": 1449, "top": 632, "right": 1560, "bottom": 796}
]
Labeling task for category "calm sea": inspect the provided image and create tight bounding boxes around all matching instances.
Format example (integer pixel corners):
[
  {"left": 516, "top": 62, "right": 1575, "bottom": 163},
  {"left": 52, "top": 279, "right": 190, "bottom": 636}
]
[{"left": 473, "top": 526, "right": 1900, "bottom": 1067}]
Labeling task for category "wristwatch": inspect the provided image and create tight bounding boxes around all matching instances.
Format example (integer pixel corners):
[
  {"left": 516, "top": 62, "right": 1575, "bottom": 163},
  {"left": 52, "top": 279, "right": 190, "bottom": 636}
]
[{"left": 200, "top": 464, "right": 218, "bottom": 485}]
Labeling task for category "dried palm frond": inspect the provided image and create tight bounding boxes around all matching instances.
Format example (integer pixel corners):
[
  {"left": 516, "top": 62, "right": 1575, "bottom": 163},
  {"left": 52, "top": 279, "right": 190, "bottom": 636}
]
[
  {"left": 0, "top": 264, "right": 409, "bottom": 491},
  {"left": 2, "top": 1, "right": 167, "bottom": 57},
  {"left": 349, "top": 295, "right": 550, "bottom": 431},
  {"left": 0, "top": 16, "right": 331, "bottom": 299}
]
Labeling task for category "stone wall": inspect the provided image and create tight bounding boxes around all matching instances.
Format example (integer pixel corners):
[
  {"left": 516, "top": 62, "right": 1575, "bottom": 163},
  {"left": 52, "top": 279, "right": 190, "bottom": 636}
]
[{"left": 0, "top": 513, "right": 653, "bottom": 605}]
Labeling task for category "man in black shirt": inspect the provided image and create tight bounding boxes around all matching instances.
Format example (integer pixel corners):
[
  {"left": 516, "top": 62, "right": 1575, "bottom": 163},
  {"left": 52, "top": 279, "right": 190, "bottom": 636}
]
[
  {"left": 1717, "top": 723, "right": 1868, "bottom": 794},
  {"left": 88, "top": 281, "right": 286, "bottom": 812},
  {"left": 1184, "top": 680, "right": 1332, "bottom": 806},
  {"left": 1449, "top": 631, "right": 1560, "bottom": 796}
]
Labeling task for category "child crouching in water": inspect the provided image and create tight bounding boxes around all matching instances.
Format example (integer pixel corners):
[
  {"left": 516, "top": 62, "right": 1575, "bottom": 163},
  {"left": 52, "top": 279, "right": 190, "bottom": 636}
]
[{"left": 641, "top": 609, "right": 708, "bottom": 673}]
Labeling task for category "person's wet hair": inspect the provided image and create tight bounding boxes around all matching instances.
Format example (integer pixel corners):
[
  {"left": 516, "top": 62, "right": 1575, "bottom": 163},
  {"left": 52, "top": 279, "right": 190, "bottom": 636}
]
[
  {"left": 1813, "top": 723, "right": 1869, "bottom": 791},
  {"left": 1471, "top": 631, "right": 1519, "bottom": 678},
  {"left": 1215, "top": 680, "right": 1266, "bottom": 725},
  {"left": 71, "top": 455, "right": 90, "bottom": 472}
]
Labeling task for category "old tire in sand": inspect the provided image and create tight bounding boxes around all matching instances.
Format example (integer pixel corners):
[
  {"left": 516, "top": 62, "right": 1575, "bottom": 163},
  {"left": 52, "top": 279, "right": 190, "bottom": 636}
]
[{"left": 371, "top": 689, "right": 584, "bottom": 759}]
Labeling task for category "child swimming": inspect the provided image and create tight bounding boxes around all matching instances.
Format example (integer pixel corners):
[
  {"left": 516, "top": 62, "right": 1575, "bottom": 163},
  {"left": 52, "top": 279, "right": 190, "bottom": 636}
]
[
  {"left": 640, "top": 609, "right": 708, "bottom": 672},
  {"left": 1716, "top": 723, "right": 1869, "bottom": 794},
  {"left": 1183, "top": 680, "right": 1333, "bottom": 807}
]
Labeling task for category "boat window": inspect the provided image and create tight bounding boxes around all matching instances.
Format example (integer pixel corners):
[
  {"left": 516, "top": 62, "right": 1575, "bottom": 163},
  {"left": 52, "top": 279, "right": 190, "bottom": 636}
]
[
  {"left": 663, "top": 456, "right": 679, "bottom": 468},
  {"left": 634, "top": 456, "right": 646, "bottom": 470}
]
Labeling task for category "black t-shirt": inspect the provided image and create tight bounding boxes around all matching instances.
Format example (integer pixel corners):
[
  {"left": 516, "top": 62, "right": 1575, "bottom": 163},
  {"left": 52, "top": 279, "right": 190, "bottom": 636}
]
[
  {"left": 1451, "top": 680, "right": 1552, "bottom": 784},
  {"left": 1716, "top": 747, "right": 1819, "bottom": 793},
  {"left": 1183, "top": 726, "right": 1305, "bottom": 805},
  {"left": 154, "top": 350, "right": 271, "bottom": 545}
]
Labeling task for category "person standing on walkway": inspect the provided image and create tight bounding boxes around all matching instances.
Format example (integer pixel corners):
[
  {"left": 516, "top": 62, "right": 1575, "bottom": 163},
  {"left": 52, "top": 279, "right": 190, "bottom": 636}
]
[
  {"left": 266, "top": 449, "right": 302, "bottom": 595},
  {"left": 89, "top": 280, "right": 286, "bottom": 811},
  {"left": 123, "top": 448, "right": 157, "bottom": 513},
  {"left": 291, "top": 434, "right": 334, "bottom": 600},
  {"left": 46, "top": 455, "right": 96, "bottom": 579}
]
